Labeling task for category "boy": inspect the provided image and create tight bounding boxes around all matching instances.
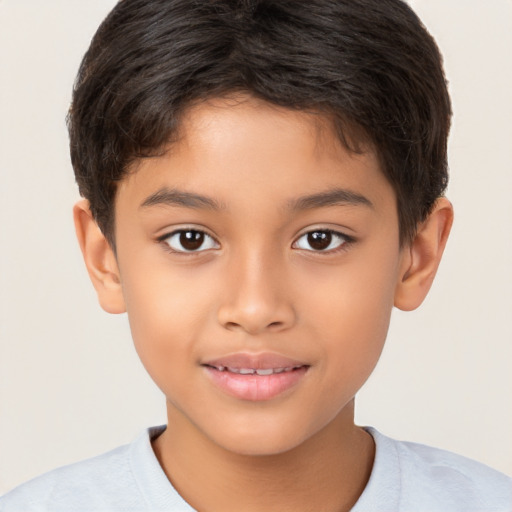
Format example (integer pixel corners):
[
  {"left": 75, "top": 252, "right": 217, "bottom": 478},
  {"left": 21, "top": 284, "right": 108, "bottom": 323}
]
[{"left": 1, "top": 0, "right": 510, "bottom": 510}]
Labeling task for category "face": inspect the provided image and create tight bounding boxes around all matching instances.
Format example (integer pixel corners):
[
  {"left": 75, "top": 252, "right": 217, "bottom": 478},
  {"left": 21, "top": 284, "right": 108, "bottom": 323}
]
[{"left": 113, "top": 96, "right": 406, "bottom": 456}]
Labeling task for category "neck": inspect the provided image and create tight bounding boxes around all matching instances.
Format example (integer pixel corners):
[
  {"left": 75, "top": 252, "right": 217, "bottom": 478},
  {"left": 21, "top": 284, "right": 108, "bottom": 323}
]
[{"left": 152, "top": 400, "right": 375, "bottom": 512}]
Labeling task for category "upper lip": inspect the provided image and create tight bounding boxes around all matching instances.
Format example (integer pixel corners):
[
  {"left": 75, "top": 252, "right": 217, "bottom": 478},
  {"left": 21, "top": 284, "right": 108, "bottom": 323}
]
[{"left": 202, "top": 352, "right": 308, "bottom": 370}]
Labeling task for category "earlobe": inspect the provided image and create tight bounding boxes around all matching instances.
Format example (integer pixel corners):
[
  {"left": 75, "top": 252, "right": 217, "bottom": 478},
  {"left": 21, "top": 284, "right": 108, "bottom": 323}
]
[
  {"left": 394, "top": 197, "right": 453, "bottom": 311},
  {"left": 73, "top": 199, "right": 126, "bottom": 314}
]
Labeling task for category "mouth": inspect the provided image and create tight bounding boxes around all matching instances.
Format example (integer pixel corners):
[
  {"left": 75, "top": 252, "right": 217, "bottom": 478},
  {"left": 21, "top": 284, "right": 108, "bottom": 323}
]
[
  {"left": 205, "top": 365, "right": 306, "bottom": 376},
  {"left": 202, "top": 354, "right": 310, "bottom": 401}
]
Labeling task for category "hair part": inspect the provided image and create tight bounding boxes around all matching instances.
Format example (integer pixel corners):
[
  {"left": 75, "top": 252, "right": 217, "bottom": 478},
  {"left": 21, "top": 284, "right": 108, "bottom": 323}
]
[{"left": 68, "top": 0, "right": 451, "bottom": 246}]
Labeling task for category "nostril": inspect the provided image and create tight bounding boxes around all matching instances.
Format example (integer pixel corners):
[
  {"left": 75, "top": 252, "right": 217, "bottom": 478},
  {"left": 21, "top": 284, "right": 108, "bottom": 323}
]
[
  {"left": 218, "top": 301, "right": 296, "bottom": 334},
  {"left": 222, "top": 320, "right": 284, "bottom": 334}
]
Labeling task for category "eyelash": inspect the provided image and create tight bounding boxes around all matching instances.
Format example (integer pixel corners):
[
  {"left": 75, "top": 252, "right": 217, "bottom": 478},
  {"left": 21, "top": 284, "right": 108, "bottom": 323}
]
[
  {"left": 293, "top": 229, "right": 355, "bottom": 254},
  {"left": 157, "top": 228, "right": 355, "bottom": 254},
  {"left": 158, "top": 229, "right": 219, "bottom": 254}
]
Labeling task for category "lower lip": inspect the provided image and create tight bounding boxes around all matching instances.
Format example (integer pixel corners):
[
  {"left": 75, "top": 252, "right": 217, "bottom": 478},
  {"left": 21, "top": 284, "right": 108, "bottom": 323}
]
[{"left": 204, "top": 366, "right": 308, "bottom": 401}]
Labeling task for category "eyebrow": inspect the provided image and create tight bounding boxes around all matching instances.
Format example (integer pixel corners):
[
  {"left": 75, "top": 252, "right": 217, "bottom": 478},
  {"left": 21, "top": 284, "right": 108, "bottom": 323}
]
[
  {"left": 140, "top": 186, "right": 373, "bottom": 212},
  {"left": 140, "top": 187, "right": 225, "bottom": 211},
  {"left": 287, "top": 188, "right": 373, "bottom": 211}
]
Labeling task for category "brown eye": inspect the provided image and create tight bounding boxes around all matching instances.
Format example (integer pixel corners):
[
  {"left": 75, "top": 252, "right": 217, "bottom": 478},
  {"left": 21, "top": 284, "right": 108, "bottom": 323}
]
[
  {"left": 163, "top": 229, "right": 218, "bottom": 252},
  {"left": 180, "top": 230, "right": 204, "bottom": 250},
  {"left": 307, "top": 231, "right": 332, "bottom": 250},
  {"left": 294, "top": 229, "right": 348, "bottom": 252}
]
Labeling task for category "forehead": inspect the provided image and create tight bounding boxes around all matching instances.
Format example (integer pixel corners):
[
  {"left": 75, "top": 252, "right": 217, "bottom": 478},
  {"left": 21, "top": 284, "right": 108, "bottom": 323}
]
[
  {"left": 117, "top": 95, "right": 394, "bottom": 217},
  {"left": 178, "top": 95, "right": 366, "bottom": 165}
]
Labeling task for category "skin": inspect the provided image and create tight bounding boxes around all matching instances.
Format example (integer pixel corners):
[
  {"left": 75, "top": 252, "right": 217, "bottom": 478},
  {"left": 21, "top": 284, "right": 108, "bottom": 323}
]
[{"left": 74, "top": 95, "right": 453, "bottom": 512}]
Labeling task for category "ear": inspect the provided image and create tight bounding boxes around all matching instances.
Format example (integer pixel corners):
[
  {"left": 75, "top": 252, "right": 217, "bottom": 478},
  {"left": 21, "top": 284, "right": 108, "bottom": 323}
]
[
  {"left": 394, "top": 197, "right": 453, "bottom": 311},
  {"left": 73, "top": 199, "right": 126, "bottom": 314}
]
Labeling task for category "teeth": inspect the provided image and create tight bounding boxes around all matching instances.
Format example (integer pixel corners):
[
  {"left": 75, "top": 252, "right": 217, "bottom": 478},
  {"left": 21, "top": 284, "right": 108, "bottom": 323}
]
[
  {"left": 255, "top": 368, "right": 274, "bottom": 376},
  {"left": 211, "top": 365, "right": 304, "bottom": 375}
]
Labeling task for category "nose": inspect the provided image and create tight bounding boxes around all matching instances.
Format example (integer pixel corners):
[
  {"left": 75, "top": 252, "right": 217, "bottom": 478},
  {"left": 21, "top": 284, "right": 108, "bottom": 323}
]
[{"left": 217, "top": 250, "right": 296, "bottom": 335}]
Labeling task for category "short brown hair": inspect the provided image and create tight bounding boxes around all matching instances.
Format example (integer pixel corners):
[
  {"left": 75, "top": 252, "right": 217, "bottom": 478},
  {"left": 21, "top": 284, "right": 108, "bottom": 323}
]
[{"left": 68, "top": 0, "right": 451, "bottom": 246}]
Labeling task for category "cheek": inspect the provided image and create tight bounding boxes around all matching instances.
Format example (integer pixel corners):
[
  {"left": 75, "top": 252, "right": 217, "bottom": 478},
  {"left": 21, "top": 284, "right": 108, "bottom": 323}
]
[
  {"left": 302, "top": 250, "right": 399, "bottom": 371},
  {"left": 119, "top": 265, "right": 208, "bottom": 379},
  {"left": 122, "top": 256, "right": 208, "bottom": 325},
  {"left": 304, "top": 257, "right": 397, "bottom": 332},
  {"left": 118, "top": 258, "right": 235, "bottom": 397}
]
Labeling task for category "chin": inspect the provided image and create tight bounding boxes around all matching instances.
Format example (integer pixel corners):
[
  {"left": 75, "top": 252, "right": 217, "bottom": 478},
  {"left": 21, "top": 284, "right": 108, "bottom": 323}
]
[
  {"left": 205, "top": 417, "right": 314, "bottom": 457},
  {"left": 218, "top": 434, "right": 302, "bottom": 457}
]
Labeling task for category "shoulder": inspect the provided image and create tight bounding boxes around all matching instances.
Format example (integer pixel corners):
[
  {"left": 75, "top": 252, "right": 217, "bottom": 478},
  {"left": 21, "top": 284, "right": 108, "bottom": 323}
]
[
  {"left": 0, "top": 428, "right": 164, "bottom": 512},
  {"left": 0, "top": 444, "right": 135, "bottom": 512},
  {"left": 364, "top": 427, "right": 512, "bottom": 512}
]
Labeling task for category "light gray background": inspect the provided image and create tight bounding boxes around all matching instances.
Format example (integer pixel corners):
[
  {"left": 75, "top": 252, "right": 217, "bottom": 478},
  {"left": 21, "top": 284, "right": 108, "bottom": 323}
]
[{"left": 1, "top": 0, "right": 511, "bottom": 494}]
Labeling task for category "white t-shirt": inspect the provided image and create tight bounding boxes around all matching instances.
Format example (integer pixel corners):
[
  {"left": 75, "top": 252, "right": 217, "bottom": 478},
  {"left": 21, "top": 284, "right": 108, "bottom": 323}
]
[{"left": 1, "top": 426, "right": 510, "bottom": 511}]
